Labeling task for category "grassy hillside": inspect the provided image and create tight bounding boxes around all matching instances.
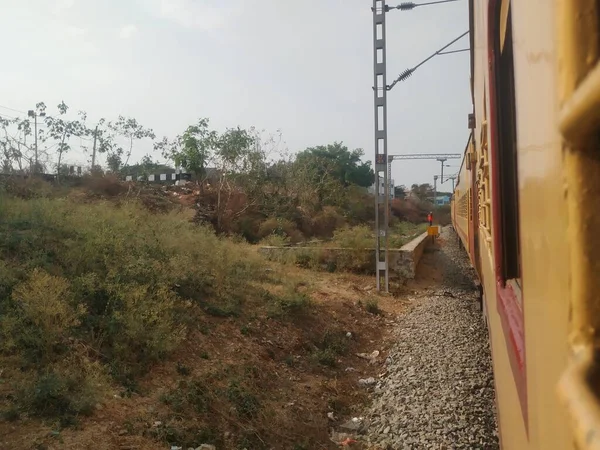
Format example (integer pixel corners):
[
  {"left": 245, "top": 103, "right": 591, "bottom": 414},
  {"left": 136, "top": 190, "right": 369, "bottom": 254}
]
[{"left": 0, "top": 180, "right": 391, "bottom": 449}]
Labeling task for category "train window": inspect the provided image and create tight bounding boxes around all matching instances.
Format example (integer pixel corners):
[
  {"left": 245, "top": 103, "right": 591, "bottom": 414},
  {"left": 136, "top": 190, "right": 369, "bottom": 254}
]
[
  {"left": 494, "top": 1, "right": 521, "bottom": 282},
  {"left": 478, "top": 99, "right": 491, "bottom": 242},
  {"left": 468, "top": 189, "right": 472, "bottom": 221}
]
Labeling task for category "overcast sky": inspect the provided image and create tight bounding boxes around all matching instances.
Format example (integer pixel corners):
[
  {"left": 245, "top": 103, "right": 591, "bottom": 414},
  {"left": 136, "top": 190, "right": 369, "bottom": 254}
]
[{"left": 0, "top": 0, "right": 470, "bottom": 188}]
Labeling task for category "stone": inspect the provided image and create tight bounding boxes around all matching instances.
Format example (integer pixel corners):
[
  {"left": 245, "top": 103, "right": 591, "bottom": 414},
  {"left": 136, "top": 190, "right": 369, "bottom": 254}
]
[
  {"left": 339, "top": 418, "right": 362, "bottom": 432},
  {"left": 356, "top": 227, "right": 499, "bottom": 449},
  {"left": 330, "top": 431, "right": 353, "bottom": 444},
  {"left": 358, "top": 377, "right": 377, "bottom": 387}
]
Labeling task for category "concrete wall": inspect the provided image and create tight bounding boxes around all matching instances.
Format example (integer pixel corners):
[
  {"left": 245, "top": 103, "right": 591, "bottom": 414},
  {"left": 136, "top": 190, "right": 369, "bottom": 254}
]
[
  {"left": 390, "top": 231, "right": 431, "bottom": 279},
  {"left": 259, "top": 231, "right": 432, "bottom": 280}
]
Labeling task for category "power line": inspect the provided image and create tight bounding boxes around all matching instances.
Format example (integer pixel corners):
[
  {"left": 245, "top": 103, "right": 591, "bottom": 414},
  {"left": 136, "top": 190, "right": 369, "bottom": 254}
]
[
  {"left": 387, "top": 30, "right": 469, "bottom": 90},
  {"left": 0, "top": 112, "right": 18, "bottom": 120},
  {"left": 0, "top": 104, "right": 27, "bottom": 115},
  {"left": 393, "top": 0, "right": 462, "bottom": 10},
  {"left": 438, "top": 48, "right": 470, "bottom": 55}
]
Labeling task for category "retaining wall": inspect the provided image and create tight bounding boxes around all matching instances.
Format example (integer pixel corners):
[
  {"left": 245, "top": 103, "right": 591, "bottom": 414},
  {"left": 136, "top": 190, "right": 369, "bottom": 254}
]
[
  {"left": 390, "top": 231, "right": 430, "bottom": 279},
  {"left": 259, "top": 231, "right": 432, "bottom": 280}
]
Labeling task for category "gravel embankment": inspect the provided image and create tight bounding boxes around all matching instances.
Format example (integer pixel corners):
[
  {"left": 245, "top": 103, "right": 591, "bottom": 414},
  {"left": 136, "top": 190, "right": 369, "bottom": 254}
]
[{"left": 363, "top": 227, "right": 499, "bottom": 449}]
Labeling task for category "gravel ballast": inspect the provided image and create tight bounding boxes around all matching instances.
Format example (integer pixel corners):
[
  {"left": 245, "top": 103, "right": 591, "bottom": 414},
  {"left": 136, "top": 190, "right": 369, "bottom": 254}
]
[{"left": 363, "top": 226, "right": 499, "bottom": 449}]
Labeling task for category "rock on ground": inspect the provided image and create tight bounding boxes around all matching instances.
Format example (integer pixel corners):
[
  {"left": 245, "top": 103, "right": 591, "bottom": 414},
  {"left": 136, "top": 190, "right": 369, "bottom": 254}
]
[{"left": 363, "top": 226, "right": 499, "bottom": 449}]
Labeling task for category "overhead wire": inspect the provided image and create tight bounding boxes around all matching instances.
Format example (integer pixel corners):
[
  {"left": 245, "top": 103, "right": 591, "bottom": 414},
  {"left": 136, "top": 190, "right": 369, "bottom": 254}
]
[
  {"left": 387, "top": 30, "right": 470, "bottom": 90},
  {"left": 0, "top": 104, "right": 27, "bottom": 115},
  {"left": 0, "top": 112, "right": 19, "bottom": 120}
]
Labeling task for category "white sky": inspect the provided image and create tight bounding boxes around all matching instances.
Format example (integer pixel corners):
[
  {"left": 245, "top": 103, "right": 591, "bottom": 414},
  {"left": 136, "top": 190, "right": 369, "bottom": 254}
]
[{"left": 0, "top": 0, "right": 470, "bottom": 187}]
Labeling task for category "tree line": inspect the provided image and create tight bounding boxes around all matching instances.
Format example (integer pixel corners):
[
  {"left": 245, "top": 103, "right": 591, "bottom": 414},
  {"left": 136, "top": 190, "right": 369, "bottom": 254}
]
[
  {"left": 0, "top": 102, "right": 156, "bottom": 178},
  {"left": 0, "top": 101, "right": 378, "bottom": 240}
]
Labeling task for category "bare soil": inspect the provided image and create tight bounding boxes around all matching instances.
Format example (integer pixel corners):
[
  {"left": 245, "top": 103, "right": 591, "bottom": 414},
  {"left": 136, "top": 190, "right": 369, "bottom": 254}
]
[{"left": 0, "top": 265, "right": 410, "bottom": 450}]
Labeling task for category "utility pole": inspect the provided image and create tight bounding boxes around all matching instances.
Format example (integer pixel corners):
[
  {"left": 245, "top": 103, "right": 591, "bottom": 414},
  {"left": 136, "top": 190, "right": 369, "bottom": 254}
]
[
  {"left": 91, "top": 125, "right": 98, "bottom": 170},
  {"left": 436, "top": 157, "right": 448, "bottom": 183},
  {"left": 32, "top": 112, "right": 38, "bottom": 171},
  {"left": 28, "top": 108, "right": 46, "bottom": 173},
  {"left": 433, "top": 175, "right": 438, "bottom": 208},
  {"left": 372, "top": 0, "right": 390, "bottom": 292},
  {"left": 370, "top": 0, "right": 466, "bottom": 292}
]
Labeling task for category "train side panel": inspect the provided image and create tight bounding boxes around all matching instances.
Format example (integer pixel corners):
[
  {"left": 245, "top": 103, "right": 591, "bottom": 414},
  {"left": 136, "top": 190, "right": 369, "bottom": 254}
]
[
  {"left": 511, "top": 0, "right": 571, "bottom": 448},
  {"left": 471, "top": 1, "right": 528, "bottom": 448},
  {"left": 468, "top": 0, "right": 572, "bottom": 449},
  {"left": 452, "top": 155, "right": 470, "bottom": 256}
]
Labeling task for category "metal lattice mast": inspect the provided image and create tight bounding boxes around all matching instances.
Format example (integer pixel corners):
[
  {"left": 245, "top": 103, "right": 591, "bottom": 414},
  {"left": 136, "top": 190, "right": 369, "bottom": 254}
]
[
  {"left": 370, "top": 0, "right": 464, "bottom": 292},
  {"left": 372, "top": 0, "right": 390, "bottom": 292}
]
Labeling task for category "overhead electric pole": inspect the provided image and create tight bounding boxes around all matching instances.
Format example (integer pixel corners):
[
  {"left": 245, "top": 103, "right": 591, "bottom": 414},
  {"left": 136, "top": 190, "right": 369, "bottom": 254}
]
[
  {"left": 91, "top": 125, "right": 98, "bottom": 170},
  {"left": 372, "top": 0, "right": 390, "bottom": 293},
  {"left": 28, "top": 108, "right": 46, "bottom": 173},
  {"left": 370, "top": 0, "right": 466, "bottom": 292}
]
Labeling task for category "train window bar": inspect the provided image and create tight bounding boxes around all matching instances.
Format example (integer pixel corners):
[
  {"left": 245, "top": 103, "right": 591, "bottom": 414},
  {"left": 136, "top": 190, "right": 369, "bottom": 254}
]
[{"left": 557, "top": 1, "right": 600, "bottom": 449}]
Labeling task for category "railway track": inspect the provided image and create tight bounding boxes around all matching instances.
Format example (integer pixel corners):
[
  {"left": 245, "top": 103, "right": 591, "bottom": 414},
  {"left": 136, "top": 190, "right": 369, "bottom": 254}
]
[{"left": 362, "top": 227, "right": 499, "bottom": 449}]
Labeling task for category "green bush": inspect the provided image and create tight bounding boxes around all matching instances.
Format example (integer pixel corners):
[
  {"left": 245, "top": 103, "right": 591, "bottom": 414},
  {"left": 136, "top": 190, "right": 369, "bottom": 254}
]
[
  {"left": 1, "top": 269, "right": 85, "bottom": 365},
  {"left": 311, "top": 206, "right": 346, "bottom": 238},
  {"left": 15, "top": 357, "right": 107, "bottom": 426},
  {"left": 327, "top": 226, "right": 374, "bottom": 273},
  {"left": 312, "top": 348, "right": 338, "bottom": 367},
  {"left": 365, "top": 299, "right": 382, "bottom": 315},
  {"left": 0, "top": 194, "right": 271, "bottom": 421},
  {"left": 388, "top": 222, "right": 428, "bottom": 248},
  {"left": 266, "top": 287, "right": 311, "bottom": 319},
  {"left": 226, "top": 381, "right": 260, "bottom": 419},
  {"left": 161, "top": 379, "right": 210, "bottom": 414},
  {"left": 330, "top": 225, "right": 372, "bottom": 249},
  {"left": 257, "top": 217, "right": 302, "bottom": 243},
  {"left": 311, "top": 329, "right": 349, "bottom": 367},
  {"left": 259, "top": 233, "right": 291, "bottom": 247}
]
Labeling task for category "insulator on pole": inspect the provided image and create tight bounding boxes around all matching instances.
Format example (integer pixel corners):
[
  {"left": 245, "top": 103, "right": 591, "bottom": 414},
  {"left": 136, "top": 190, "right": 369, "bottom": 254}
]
[
  {"left": 398, "top": 2, "right": 417, "bottom": 10},
  {"left": 397, "top": 68, "right": 414, "bottom": 81}
]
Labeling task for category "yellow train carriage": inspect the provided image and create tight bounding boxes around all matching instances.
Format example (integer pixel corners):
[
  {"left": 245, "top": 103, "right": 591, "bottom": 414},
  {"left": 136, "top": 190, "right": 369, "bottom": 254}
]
[{"left": 451, "top": 0, "right": 600, "bottom": 449}]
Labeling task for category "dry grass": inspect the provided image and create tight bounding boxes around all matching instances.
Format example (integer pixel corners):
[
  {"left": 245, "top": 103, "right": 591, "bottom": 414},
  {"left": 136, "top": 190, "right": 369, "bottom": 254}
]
[
  {"left": 0, "top": 186, "right": 397, "bottom": 450},
  {"left": 260, "top": 223, "right": 428, "bottom": 276}
]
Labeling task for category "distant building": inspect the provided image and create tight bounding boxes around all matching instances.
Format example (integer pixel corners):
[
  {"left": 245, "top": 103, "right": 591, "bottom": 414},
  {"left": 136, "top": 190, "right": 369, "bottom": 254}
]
[
  {"left": 124, "top": 167, "right": 220, "bottom": 183},
  {"left": 433, "top": 194, "right": 451, "bottom": 206}
]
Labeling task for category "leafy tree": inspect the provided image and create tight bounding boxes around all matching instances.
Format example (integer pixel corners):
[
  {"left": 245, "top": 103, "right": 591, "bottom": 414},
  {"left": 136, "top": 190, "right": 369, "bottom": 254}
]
[
  {"left": 211, "top": 127, "right": 256, "bottom": 232},
  {"left": 395, "top": 185, "right": 407, "bottom": 199},
  {"left": 410, "top": 183, "right": 434, "bottom": 200},
  {"left": 156, "top": 118, "right": 217, "bottom": 179},
  {"left": 295, "top": 142, "right": 374, "bottom": 188},
  {"left": 106, "top": 153, "right": 122, "bottom": 173},
  {"left": 0, "top": 116, "right": 38, "bottom": 173},
  {"left": 0, "top": 118, "right": 18, "bottom": 172},
  {"left": 31, "top": 103, "right": 48, "bottom": 173},
  {"left": 109, "top": 116, "right": 155, "bottom": 168},
  {"left": 89, "top": 118, "right": 119, "bottom": 173},
  {"left": 44, "top": 102, "right": 87, "bottom": 181}
]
